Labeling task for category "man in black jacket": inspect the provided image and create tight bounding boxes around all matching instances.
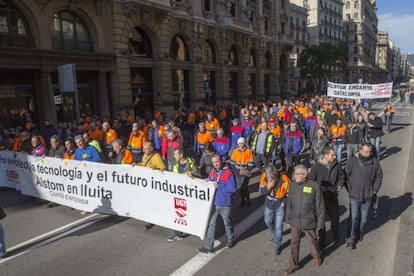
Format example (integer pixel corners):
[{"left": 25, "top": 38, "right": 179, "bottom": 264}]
[
  {"left": 308, "top": 146, "right": 345, "bottom": 251},
  {"left": 367, "top": 112, "right": 383, "bottom": 159},
  {"left": 344, "top": 120, "right": 362, "bottom": 161},
  {"left": 344, "top": 143, "right": 383, "bottom": 249},
  {"left": 285, "top": 165, "right": 325, "bottom": 274}
]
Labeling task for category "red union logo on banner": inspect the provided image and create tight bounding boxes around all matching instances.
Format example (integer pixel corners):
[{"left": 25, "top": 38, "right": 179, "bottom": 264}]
[
  {"left": 174, "top": 198, "right": 187, "bottom": 210},
  {"left": 6, "top": 170, "right": 19, "bottom": 182},
  {"left": 174, "top": 198, "right": 188, "bottom": 224}
]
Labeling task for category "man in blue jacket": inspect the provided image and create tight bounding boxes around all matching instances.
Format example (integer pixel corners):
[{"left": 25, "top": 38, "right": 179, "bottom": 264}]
[
  {"left": 74, "top": 135, "right": 101, "bottom": 162},
  {"left": 198, "top": 153, "right": 238, "bottom": 253}
]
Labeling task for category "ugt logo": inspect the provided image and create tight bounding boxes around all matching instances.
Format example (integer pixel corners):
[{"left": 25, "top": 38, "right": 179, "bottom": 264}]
[{"left": 174, "top": 197, "right": 188, "bottom": 226}]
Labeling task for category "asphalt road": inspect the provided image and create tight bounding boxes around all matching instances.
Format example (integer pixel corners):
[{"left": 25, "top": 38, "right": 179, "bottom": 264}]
[{"left": 1, "top": 100, "right": 413, "bottom": 276}]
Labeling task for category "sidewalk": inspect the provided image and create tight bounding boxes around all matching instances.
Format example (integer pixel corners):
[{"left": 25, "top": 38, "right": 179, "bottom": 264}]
[{"left": 392, "top": 117, "right": 414, "bottom": 275}]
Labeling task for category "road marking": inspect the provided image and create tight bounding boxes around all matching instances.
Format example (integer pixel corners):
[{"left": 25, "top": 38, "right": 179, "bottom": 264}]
[
  {"left": 170, "top": 205, "right": 265, "bottom": 276},
  {"left": 2, "top": 213, "right": 102, "bottom": 260},
  {"left": 0, "top": 214, "right": 107, "bottom": 264}
]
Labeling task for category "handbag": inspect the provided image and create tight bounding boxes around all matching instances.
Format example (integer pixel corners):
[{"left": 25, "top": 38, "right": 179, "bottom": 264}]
[{"left": 0, "top": 205, "right": 6, "bottom": 220}]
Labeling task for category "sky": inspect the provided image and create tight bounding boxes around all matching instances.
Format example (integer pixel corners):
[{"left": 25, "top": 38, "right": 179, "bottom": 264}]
[{"left": 377, "top": 0, "right": 414, "bottom": 54}]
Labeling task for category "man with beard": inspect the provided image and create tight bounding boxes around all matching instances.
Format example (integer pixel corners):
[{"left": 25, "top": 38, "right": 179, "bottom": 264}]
[{"left": 344, "top": 143, "right": 382, "bottom": 249}]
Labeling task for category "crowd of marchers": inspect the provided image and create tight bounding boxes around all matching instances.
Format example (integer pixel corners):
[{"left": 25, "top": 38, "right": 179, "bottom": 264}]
[{"left": 0, "top": 94, "right": 394, "bottom": 273}]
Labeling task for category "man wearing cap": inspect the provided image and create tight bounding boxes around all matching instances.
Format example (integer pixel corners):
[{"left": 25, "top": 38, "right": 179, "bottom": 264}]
[{"left": 229, "top": 137, "right": 254, "bottom": 207}]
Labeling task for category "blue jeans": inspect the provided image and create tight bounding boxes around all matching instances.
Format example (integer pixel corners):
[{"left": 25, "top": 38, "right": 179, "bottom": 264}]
[
  {"left": 0, "top": 223, "right": 6, "bottom": 256},
  {"left": 333, "top": 143, "right": 343, "bottom": 163},
  {"left": 347, "top": 197, "right": 371, "bottom": 243},
  {"left": 384, "top": 114, "right": 393, "bottom": 133},
  {"left": 264, "top": 205, "right": 285, "bottom": 249},
  {"left": 204, "top": 206, "right": 233, "bottom": 250},
  {"left": 370, "top": 137, "right": 381, "bottom": 158},
  {"left": 346, "top": 144, "right": 359, "bottom": 160}
]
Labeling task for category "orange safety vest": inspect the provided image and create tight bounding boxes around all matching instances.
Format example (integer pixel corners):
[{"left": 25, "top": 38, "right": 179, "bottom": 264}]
[
  {"left": 259, "top": 172, "right": 291, "bottom": 198},
  {"left": 120, "top": 148, "right": 134, "bottom": 164},
  {"left": 187, "top": 112, "right": 196, "bottom": 124},
  {"left": 128, "top": 130, "right": 147, "bottom": 149},
  {"left": 196, "top": 130, "right": 214, "bottom": 144},
  {"left": 271, "top": 125, "right": 281, "bottom": 137},
  {"left": 205, "top": 118, "right": 220, "bottom": 133},
  {"left": 63, "top": 152, "right": 75, "bottom": 160},
  {"left": 104, "top": 128, "right": 118, "bottom": 146},
  {"left": 330, "top": 124, "right": 347, "bottom": 136},
  {"left": 89, "top": 128, "right": 103, "bottom": 141},
  {"left": 230, "top": 147, "right": 254, "bottom": 166}
]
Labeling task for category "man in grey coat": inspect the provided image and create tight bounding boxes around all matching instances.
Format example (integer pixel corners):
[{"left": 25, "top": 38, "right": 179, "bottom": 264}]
[
  {"left": 344, "top": 143, "right": 383, "bottom": 249},
  {"left": 285, "top": 165, "right": 325, "bottom": 274}
]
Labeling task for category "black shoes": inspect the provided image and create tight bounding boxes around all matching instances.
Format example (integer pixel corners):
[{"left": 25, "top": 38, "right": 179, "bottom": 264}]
[
  {"left": 226, "top": 241, "right": 234, "bottom": 248},
  {"left": 198, "top": 247, "right": 213, "bottom": 254},
  {"left": 346, "top": 242, "right": 355, "bottom": 249},
  {"left": 275, "top": 247, "right": 281, "bottom": 256},
  {"left": 356, "top": 233, "right": 363, "bottom": 241},
  {"left": 44, "top": 202, "right": 57, "bottom": 208},
  {"left": 144, "top": 223, "right": 154, "bottom": 230},
  {"left": 0, "top": 252, "right": 10, "bottom": 258}
]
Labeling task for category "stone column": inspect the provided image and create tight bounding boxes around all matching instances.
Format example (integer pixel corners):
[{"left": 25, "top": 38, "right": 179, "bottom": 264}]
[
  {"left": 97, "top": 71, "right": 111, "bottom": 119},
  {"left": 36, "top": 70, "right": 57, "bottom": 125}
]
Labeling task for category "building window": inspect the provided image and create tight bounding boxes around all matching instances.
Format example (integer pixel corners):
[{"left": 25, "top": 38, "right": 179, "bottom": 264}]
[
  {"left": 203, "top": 0, "right": 211, "bottom": 12},
  {"left": 170, "top": 35, "right": 189, "bottom": 61},
  {"left": 353, "top": 13, "right": 358, "bottom": 19},
  {"left": 0, "top": 0, "right": 33, "bottom": 48},
  {"left": 265, "top": 51, "right": 271, "bottom": 69},
  {"left": 354, "top": 1, "right": 359, "bottom": 9},
  {"left": 345, "top": 1, "right": 350, "bottom": 9},
  {"left": 264, "top": 17, "right": 269, "bottom": 32},
  {"left": 203, "top": 40, "right": 215, "bottom": 64},
  {"left": 346, "top": 14, "right": 350, "bottom": 20},
  {"left": 129, "top": 27, "right": 152, "bottom": 57},
  {"left": 228, "top": 45, "right": 238, "bottom": 65},
  {"left": 51, "top": 11, "right": 93, "bottom": 52},
  {"left": 248, "top": 49, "right": 256, "bottom": 67}
]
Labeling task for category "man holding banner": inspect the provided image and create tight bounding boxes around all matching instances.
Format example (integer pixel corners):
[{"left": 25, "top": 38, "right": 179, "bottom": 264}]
[{"left": 198, "top": 153, "right": 237, "bottom": 253}]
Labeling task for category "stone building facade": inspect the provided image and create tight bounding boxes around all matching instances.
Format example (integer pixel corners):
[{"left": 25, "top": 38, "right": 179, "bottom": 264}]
[
  {"left": 0, "top": 0, "right": 114, "bottom": 126},
  {"left": 1, "top": 0, "right": 291, "bottom": 125},
  {"left": 343, "top": 0, "right": 378, "bottom": 83},
  {"left": 287, "top": 1, "right": 307, "bottom": 95},
  {"left": 112, "top": 0, "right": 290, "bottom": 116}
]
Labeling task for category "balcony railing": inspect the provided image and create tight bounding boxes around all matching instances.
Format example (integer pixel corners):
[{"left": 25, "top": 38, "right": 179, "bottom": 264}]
[{"left": 0, "top": 33, "right": 34, "bottom": 48}]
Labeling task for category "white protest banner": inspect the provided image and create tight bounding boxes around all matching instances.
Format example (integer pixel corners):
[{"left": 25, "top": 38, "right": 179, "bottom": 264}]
[
  {"left": 0, "top": 151, "right": 215, "bottom": 239},
  {"left": 327, "top": 81, "right": 393, "bottom": 99}
]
